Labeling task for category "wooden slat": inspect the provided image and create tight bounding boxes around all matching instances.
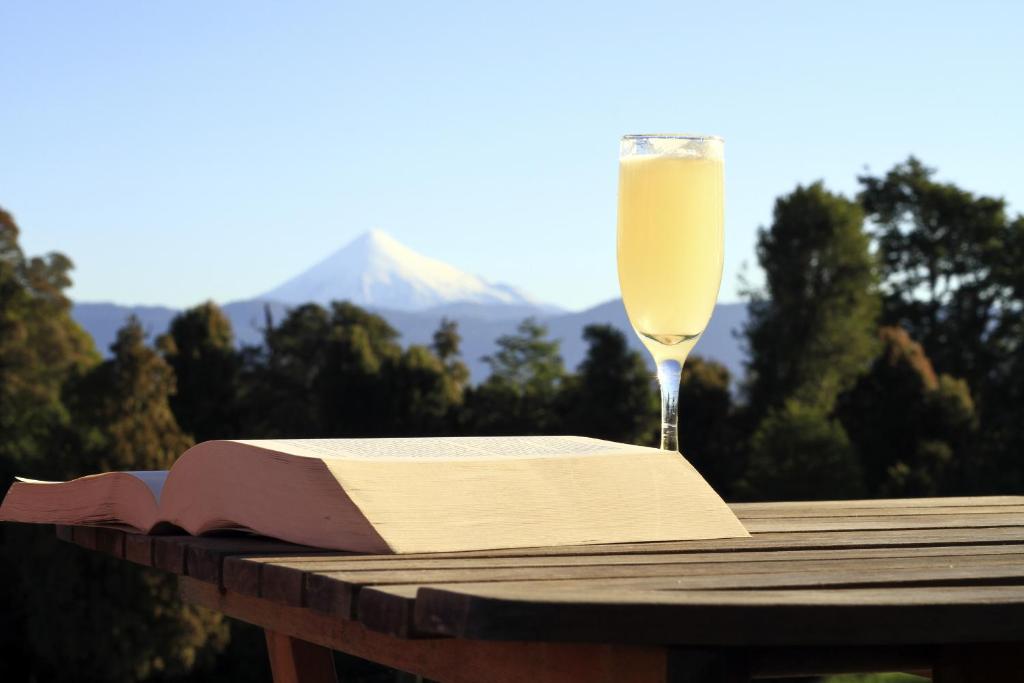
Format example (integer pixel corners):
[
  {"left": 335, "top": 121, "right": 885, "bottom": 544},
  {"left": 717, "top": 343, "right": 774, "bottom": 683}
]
[
  {"left": 111, "top": 535, "right": 324, "bottom": 584},
  {"left": 286, "top": 542, "right": 1024, "bottom": 575},
  {"left": 305, "top": 547, "right": 1024, "bottom": 622},
  {"left": 70, "top": 525, "right": 97, "bottom": 551},
  {"left": 179, "top": 577, "right": 673, "bottom": 683},
  {"left": 734, "top": 504, "right": 1024, "bottom": 519},
  {"left": 223, "top": 554, "right": 263, "bottom": 597},
  {"left": 184, "top": 538, "right": 323, "bottom": 586},
  {"left": 413, "top": 584, "right": 1024, "bottom": 646},
  {"left": 744, "top": 512, "right": 1024, "bottom": 533},
  {"left": 152, "top": 536, "right": 192, "bottom": 573},
  {"left": 94, "top": 527, "right": 125, "bottom": 558},
  {"left": 124, "top": 534, "right": 155, "bottom": 566},
  {"left": 731, "top": 496, "right": 1024, "bottom": 514},
  {"left": 215, "top": 527, "right": 1024, "bottom": 578},
  {"left": 184, "top": 576, "right": 951, "bottom": 679},
  {"left": 357, "top": 558, "right": 1024, "bottom": 639},
  {"left": 349, "top": 555, "right": 1024, "bottom": 636}
]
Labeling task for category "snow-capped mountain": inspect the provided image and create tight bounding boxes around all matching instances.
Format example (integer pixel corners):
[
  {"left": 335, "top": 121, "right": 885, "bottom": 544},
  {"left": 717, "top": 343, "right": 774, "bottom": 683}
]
[{"left": 259, "top": 229, "right": 553, "bottom": 312}]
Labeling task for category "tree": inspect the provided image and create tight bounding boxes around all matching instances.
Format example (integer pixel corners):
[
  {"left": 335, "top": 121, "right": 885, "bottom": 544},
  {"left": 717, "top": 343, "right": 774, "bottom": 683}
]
[
  {"left": 0, "top": 207, "right": 97, "bottom": 484},
  {"left": 743, "top": 183, "right": 881, "bottom": 417},
  {"left": 859, "top": 158, "right": 1024, "bottom": 493},
  {"left": 739, "top": 183, "right": 879, "bottom": 500},
  {"left": 836, "top": 327, "right": 977, "bottom": 497},
  {"left": 677, "top": 357, "right": 738, "bottom": 495},
  {"left": 69, "top": 319, "right": 194, "bottom": 472},
  {"left": 238, "top": 301, "right": 461, "bottom": 438},
  {"left": 465, "top": 318, "right": 565, "bottom": 434},
  {"left": 158, "top": 302, "right": 241, "bottom": 442},
  {"left": 0, "top": 208, "right": 100, "bottom": 682},
  {"left": 858, "top": 157, "right": 1022, "bottom": 386},
  {"left": 561, "top": 324, "right": 657, "bottom": 445},
  {"left": 20, "top": 318, "right": 229, "bottom": 682},
  {"left": 737, "top": 400, "right": 864, "bottom": 501}
]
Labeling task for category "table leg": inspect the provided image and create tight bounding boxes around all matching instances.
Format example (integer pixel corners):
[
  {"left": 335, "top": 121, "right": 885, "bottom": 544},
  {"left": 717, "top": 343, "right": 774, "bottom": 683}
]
[
  {"left": 932, "top": 643, "right": 1021, "bottom": 683},
  {"left": 265, "top": 628, "right": 338, "bottom": 683}
]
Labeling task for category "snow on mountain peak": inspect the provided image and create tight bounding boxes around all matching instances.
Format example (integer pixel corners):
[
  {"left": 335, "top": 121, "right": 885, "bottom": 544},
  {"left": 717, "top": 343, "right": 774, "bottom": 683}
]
[{"left": 259, "top": 229, "right": 550, "bottom": 312}]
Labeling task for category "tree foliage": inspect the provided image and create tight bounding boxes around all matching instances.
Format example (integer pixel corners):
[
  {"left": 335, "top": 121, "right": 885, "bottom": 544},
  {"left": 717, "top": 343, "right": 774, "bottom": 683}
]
[
  {"left": 859, "top": 157, "right": 1023, "bottom": 385},
  {"left": 740, "top": 183, "right": 880, "bottom": 498},
  {"left": 677, "top": 357, "right": 738, "bottom": 495},
  {"left": 465, "top": 318, "right": 566, "bottom": 434},
  {"left": 158, "top": 302, "right": 241, "bottom": 442},
  {"left": 0, "top": 210, "right": 226, "bottom": 683},
  {"left": 738, "top": 400, "right": 864, "bottom": 501},
  {"left": 837, "top": 326, "right": 977, "bottom": 496},
  {"left": 560, "top": 324, "right": 657, "bottom": 444},
  {"left": 859, "top": 158, "right": 1024, "bottom": 492},
  {"left": 743, "top": 182, "right": 881, "bottom": 416}
]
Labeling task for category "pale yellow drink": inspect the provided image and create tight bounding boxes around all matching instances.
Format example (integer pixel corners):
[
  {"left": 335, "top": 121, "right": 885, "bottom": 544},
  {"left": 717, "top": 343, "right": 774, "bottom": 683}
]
[{"left": 617, "top": 149, "right": 724, "bottom": 363}]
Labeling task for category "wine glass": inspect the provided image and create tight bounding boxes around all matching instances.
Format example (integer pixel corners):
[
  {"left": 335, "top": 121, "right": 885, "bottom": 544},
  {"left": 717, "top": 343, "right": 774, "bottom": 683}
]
[{"left": 616, "top": 134, "right": 724, "bottom": 451}]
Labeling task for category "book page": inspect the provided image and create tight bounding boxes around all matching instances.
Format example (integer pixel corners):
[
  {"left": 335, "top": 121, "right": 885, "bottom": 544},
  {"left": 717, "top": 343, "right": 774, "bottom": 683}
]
[
  {"left": 126, "top": 471, "right": 168, "bottom": 503},
  {"left": 17, "top": 471, "right": 168, "bottom": 502},
  {"left": 234, "top": 436, "right": 662, "bottom": 461}
]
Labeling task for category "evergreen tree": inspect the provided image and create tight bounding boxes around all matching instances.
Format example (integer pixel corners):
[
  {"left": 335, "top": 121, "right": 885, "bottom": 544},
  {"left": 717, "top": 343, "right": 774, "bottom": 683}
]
[
  {"left": 0, "top": 208, "right": 98, "bottom": 682},
  {"left": 390, "top": 344, "right": 465, "bottom": 435},
  {"left": 432, "top": 317, "right": 470, "bottom": 392},
  {"left": 465, "top": 318, "right": 565, "bottom": 434},
  {"left": 69, "top": 319, "right": 193, "bottom": 471},
  {"left": 21, "top": 318, "right": 229, "bottom": 682},
  {"left": 158, "top": 301, "right": 241, "bottom": 442},
  {"left": 561, "top": 324, "right": 657, "bottom": 445}
]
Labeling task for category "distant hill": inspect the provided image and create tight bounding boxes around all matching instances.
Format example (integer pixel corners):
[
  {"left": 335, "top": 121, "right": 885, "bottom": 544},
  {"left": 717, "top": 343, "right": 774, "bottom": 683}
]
[
  {"left": 72, "top": 298, "right": 748, "bottom": 384},
  {"left": 72, "top": 228, "right": 747, "bottom": 384}
]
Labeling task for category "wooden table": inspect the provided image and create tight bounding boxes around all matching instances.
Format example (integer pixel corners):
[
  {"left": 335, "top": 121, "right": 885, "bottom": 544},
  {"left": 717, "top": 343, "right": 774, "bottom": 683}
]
[{"left": 57, "top": 496, "right": 1024, "bottom": 682}]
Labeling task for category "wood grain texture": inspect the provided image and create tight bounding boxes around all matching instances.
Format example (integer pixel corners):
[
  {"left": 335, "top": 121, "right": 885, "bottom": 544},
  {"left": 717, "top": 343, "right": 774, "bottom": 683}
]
[
  {"left": 744, "top": 512, "right": 1024, "bottom": 533},
  {"left": 353, "top": 554, "right": 1024, "bottom": 638},
  {"left": 124, "top": 534, "right": 153, "bottom": 565},
  {"left": 316, "top": 549, "right": 1024, "bottom": 626},
  {"left": 731, "top": 496, "right": 1024, "bottom": 514},
  {"left": 413, "top": 584, "right": 1024, "bottom": 646},
  {"left": 183, "top": 538, "right": 320, "bottom": 586},
  {"left": 56, "top": 524, "right": 1024, "bottom": 565},
  {"left": 53, "top": 497, "right": 1024, "bottom": 652},
  {"left": 181, "top": 577, "right": 956, "bottom": 679},
  {"left": 180, "top": 577, "right": 672, "bottom": 683}
]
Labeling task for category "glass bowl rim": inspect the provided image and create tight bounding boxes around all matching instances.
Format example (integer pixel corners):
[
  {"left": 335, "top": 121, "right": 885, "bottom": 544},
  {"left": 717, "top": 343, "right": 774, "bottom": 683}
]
[{"left": 621, "top": 133, "right": 723, "bottom": 142}]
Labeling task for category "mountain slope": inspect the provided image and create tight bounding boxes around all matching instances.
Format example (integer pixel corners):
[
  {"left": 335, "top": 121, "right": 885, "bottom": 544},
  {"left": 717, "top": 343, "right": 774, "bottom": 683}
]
[{"left": 259, "top": 229, "right": 553, "bottom": 312}]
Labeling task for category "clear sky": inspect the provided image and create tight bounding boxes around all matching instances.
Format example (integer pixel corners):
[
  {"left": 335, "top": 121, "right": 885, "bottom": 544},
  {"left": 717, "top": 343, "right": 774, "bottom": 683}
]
[{"left": 2, "top": 1, "right": 1022, "bottom": 311}]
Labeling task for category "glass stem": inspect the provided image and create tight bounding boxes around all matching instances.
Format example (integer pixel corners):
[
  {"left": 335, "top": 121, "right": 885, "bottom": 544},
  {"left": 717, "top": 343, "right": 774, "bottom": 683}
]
[{"left": 657, "top": 359, "right": 682, "bottom": 452}]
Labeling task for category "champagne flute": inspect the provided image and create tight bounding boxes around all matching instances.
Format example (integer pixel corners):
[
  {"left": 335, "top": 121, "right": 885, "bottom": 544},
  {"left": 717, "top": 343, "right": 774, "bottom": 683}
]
[{"left": 617, "top": 134, "right": 724, "bottom": 451}]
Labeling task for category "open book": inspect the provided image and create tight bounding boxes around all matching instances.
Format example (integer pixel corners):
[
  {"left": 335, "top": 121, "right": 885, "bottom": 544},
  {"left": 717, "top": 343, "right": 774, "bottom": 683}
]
[{"left": 0, "top": 436, "right": 748, "bottom": 553}]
